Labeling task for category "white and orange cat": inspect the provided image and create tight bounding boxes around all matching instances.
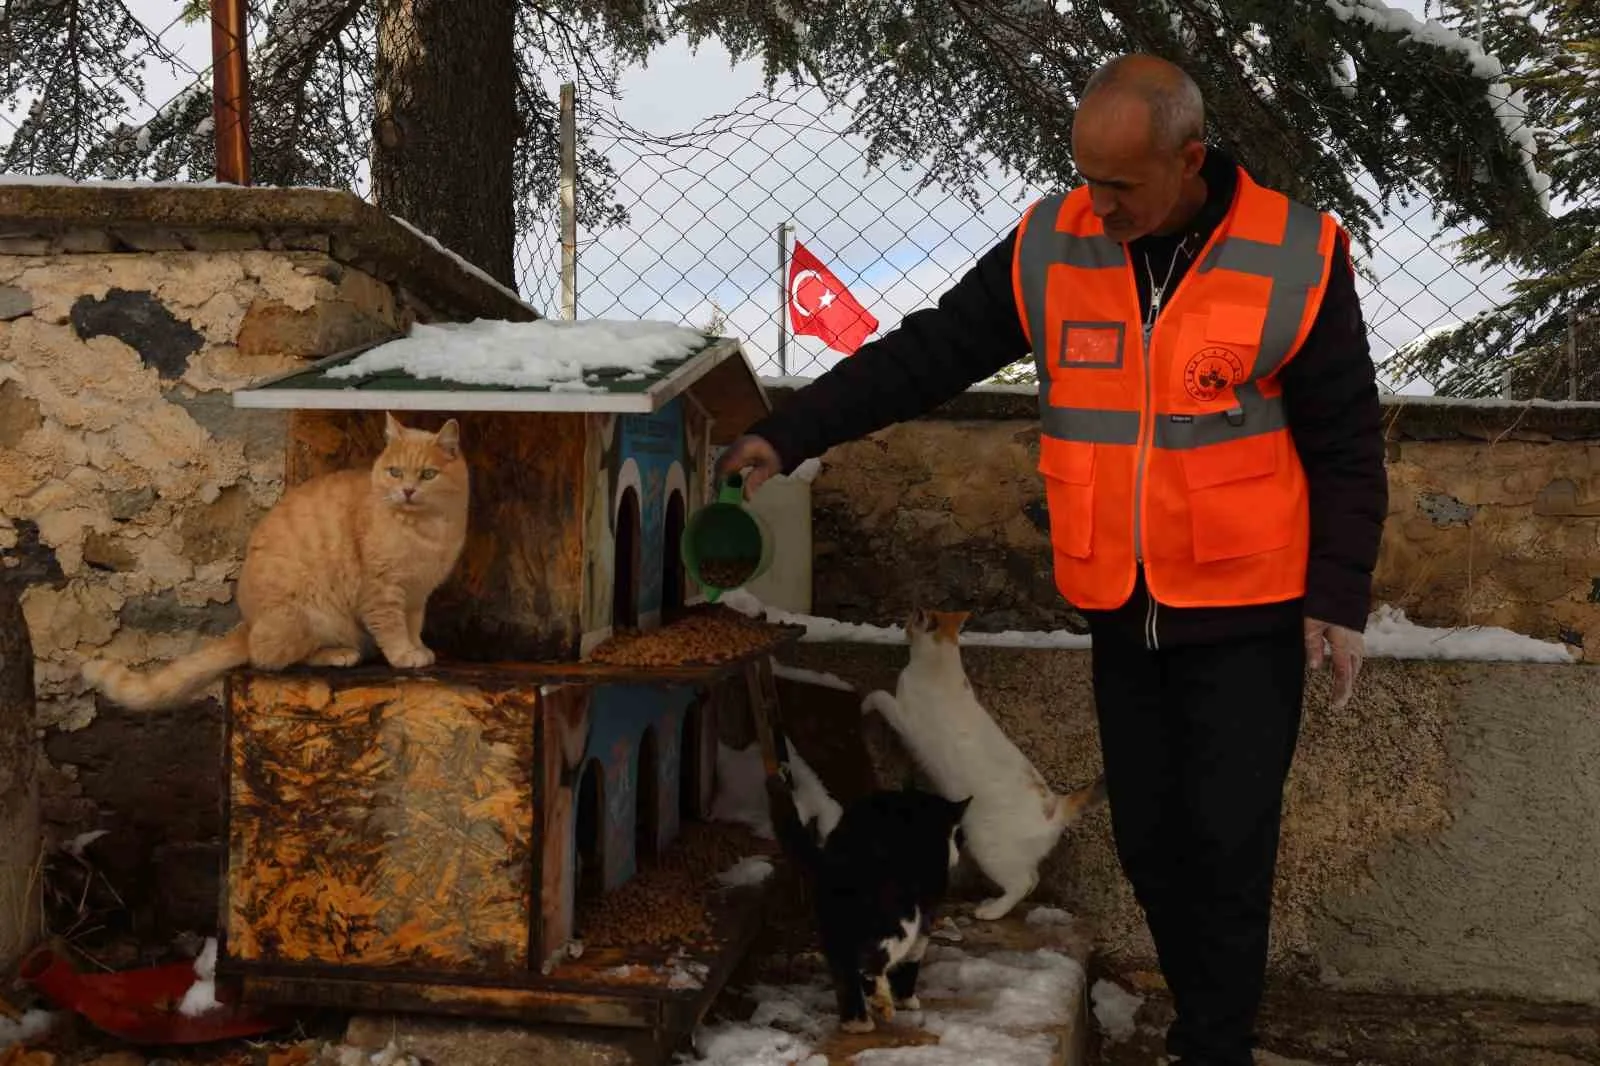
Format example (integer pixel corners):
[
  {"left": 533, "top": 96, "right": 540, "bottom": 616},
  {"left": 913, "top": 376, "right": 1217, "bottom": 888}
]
[
  {"left": 83, "top": 413, "right": 469, "bottom": 711},
  {"left": 862, "top": 608, "right": 1105, "bottom": 920}
]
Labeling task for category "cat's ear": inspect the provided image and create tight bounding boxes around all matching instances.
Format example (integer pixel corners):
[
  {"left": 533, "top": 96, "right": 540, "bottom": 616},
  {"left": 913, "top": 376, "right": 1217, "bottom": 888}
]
[
  {"left": 384, "top": 412, "right": 405, "bottom": 442},
  {"left": 434, "top": 418, "right": 462, "bottom": 459}
]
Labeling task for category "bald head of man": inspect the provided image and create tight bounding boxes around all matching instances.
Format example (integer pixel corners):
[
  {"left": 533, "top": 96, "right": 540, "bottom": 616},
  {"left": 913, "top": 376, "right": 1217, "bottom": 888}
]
[{"left": 1071, "top": 54, "right": 1209, "bottom": 244}]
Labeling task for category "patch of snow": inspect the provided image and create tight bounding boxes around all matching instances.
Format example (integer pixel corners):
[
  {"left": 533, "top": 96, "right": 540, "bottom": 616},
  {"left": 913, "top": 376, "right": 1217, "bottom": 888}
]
[
  {"left": 366, "top": 1042, "right": 423, "bottom": 1066},
  {"left": 717, "top": 856, "right": 775, "bottom": 887},
  {"left": 1324, "top": 0, "right": 1550, "bottom": 208},
  {"left": 177, "top": 937, "right": 222, "bottom": 1017},
  {"left": 1022, "top": 906, "right": 1074, "bottom": 926},
  {"left": 667, "top": 953, "right": 711, "bottom": 991},
  {"left": 731, "top": 590, "right": 1574, "bottom": 664},
  {"left": 0, "top": 1009, "right": 56, "bottom": 1049},
  {"left": 684, "top": 1022, "right": 816, "bottom": 1066},
  {"left": 1364, "top": 605, "right": 1574, "bottom": 662},
  {"left": 709, "top": 741, "right": 773, "bottom": 838},
  {"left": 722, "top": 589, "right": 1092, "bottom": 650},
  {"left": 62, "top": 828, "right": 108, "bottom": 858},
  {"left": 325, "top": 318, "right": 706, "bottom": 392},
  {"left": 683, "top": 945, "right": 1085, "bottom": 1066},
  {"left": 387, "top": 215, "right": 538, "bottom": 312},
  {"left": 1090, "top": 979, "right": 1144, "bottom": 1043},
  {"left": 786, "top": 745, "right": 843, "bottom": 842},
  {"left": 771, "top": 662, "right": 853, "bottom": 691}
]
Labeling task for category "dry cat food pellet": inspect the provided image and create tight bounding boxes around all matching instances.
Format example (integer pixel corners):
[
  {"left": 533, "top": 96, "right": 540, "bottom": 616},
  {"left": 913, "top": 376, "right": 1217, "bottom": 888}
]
[
  {"left": 699, "top": 558, "right": 757, "bottom": 588},
  {"left": 590, "top": 607, "right": 790, "bottom": 668}
]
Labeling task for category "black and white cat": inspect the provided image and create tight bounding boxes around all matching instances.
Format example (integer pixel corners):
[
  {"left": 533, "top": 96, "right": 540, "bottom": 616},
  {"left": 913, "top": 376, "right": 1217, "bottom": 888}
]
[{"left": 769, "top": 769, "right": 969, "bottom": 1034}]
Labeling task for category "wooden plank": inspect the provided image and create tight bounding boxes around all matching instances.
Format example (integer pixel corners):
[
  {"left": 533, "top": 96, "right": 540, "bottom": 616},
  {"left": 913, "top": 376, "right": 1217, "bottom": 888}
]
[
  {"left": 224, "top": 672, "right": 537, "bottom": 972},
  {"left": 238, "top": 974, "right": 658, "bottom": 1029},
  {"left": 286, "top": 409, "right": 589, "bottom": 662},
  {"left": 743, "top": 656, "right": 785, "bottom": 779},
  {"left": 685, "top": 347, "right": 771, "bottom": 445}
]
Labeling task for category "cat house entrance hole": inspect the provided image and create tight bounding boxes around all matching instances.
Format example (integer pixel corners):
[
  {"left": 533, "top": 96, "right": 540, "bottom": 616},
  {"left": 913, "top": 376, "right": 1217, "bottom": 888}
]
[
  {"left": 679, "top": 703, "right": 702, "bottom": 821},
  {"left": 662, "top": 490, "right": 686, "bottom": 621},
  {"left": 612, "top": 486, "right": 642, "bottom": 630},
  {"left": 635, "top": 727, "right": 660, "bottom": 864},
  {"left": 575, "top": 758, "right": 605, "bottom": 903}
]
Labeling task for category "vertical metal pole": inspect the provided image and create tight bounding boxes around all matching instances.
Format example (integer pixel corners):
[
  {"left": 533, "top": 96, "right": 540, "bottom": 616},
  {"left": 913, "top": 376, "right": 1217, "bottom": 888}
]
[
  {"left": 1569, "top": 308, "right": 1580, "bottom": 402},
  {"left": 775, "top": 222, "right": 792, "bottom": 377},
  {"left": 560, "top": 83, "right": 578, "bottom": 321},
  {"left": 210, "top": 0, "right": 252, "bottom": 185}
]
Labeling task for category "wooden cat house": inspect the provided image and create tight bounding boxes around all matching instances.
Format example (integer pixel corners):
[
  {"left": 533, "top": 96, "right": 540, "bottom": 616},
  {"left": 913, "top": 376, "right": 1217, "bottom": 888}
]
[{"left": 221, "top": 324, "right": 800, "bottom": 1045}]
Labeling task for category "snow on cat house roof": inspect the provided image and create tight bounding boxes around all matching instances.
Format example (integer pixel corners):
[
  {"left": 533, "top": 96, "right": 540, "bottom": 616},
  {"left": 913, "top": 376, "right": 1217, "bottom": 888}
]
[{"left": 231, "top": 317, "right": 771, "bottom": 441}]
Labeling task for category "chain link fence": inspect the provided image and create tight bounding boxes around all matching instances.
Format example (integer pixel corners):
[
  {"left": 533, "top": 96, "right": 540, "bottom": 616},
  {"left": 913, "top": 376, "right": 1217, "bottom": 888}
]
[
  {"left": 517, "top": 85, "right": 1547, "bottom": 394},
  {"left": 0, "top": 6, "right": 1579, "bottom": 398}
]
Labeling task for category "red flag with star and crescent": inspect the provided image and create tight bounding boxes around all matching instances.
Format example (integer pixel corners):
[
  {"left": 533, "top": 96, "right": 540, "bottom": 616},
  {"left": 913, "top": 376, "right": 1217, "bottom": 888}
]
[{"left": 788, "top": 240, "right": 879, "bottom": 355}]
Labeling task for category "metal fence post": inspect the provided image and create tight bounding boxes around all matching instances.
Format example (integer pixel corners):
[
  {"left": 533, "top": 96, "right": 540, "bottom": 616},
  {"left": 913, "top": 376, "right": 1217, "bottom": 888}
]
[
  {"left": 560, "top": 83, "right": 578, "bottom": 321},
  {"left": 210, "top": 0, "right": 251, "bottom": 185}
]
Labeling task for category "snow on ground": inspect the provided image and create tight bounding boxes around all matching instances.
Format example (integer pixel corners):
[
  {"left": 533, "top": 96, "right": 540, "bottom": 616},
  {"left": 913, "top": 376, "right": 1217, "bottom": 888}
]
[
  {"left": 716, "top": 856, "right": 776, "bottom": 887},
  {"left": 682, "top": 945, "right": 1085, "bottom": 1066},
  {"left": 722, "top": 590, "right": 1092, "bottom": 651},
  {"left": 1364, "top": 605, "right": 1574, "bottom": 663},
  {"left": 325, "top": 318, "right": 707, "bottom": 391},
  {"left": 1090, "top": 979, "right": 1144, "bottom": 1044},
  {"left": 0, "top": 1009, "right": 55, "bottom": 1050},
  {"left": 729, "top": 590, "right": 1574, "bottom": 663},
  {"left": 177, "top": 935, "right": 223, "bottom": 1017},
  {"left": 772, "top": 663, "right": 855, "bottom": 691},
  {"left": 1022, "top": 906, "right": 1074, "bottom": 927}
]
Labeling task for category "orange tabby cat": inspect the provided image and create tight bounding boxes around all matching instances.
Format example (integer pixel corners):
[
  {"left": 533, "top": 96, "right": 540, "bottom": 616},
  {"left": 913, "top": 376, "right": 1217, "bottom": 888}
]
[{"left": 82, "top": 413, "right": 470, "bottom": 711}]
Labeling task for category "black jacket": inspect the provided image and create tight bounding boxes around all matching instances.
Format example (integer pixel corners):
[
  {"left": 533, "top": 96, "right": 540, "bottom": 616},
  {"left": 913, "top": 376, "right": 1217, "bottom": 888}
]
[{"left": 749, "top": 149, "right": 1388, "bottom": 648}]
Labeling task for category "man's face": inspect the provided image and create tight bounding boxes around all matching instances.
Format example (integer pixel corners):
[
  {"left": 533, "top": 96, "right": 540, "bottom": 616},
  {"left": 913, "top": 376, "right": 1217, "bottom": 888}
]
[{"left": 1071, "top": 96, "right": 1202, "bottom": 243}]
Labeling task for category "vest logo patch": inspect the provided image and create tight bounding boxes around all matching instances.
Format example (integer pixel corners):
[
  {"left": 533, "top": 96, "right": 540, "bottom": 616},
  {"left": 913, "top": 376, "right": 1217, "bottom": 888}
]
[{"left": 1183, "top": 347, "right": 1246, "bottom": 402}]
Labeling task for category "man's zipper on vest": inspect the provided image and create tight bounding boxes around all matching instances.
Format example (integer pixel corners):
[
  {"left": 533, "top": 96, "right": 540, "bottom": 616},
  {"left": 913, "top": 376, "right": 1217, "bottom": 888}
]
[{"left": 1144, "top": 587, "right": 1160, "bottom": 651}]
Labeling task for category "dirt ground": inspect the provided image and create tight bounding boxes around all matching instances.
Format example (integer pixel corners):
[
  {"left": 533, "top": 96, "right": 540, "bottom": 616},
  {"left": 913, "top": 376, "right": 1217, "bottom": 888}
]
[{"left": 1092, "top": 967, "right": 1600, "bottom": 1066}]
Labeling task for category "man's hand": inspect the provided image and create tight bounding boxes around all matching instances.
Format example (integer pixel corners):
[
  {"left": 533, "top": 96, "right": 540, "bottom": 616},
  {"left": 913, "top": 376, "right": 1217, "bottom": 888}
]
[
  {"left": 715, "top": 434, "right": 784, "bottom": 498},
  {"left": 1304, "top": 617, "right": 1364, "bottom": 711}
]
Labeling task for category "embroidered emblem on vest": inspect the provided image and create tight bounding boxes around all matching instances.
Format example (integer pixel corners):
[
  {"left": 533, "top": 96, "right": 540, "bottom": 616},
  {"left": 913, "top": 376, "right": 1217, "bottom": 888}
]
[{"left": 1183, "top": 347, "right": 1246, "bottom": 402}]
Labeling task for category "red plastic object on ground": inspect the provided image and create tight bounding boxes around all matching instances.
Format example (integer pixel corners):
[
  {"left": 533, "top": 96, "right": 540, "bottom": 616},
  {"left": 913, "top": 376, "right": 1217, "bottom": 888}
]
[{"left": 17, "top": 946, "right": 288, "bottom": 1044}]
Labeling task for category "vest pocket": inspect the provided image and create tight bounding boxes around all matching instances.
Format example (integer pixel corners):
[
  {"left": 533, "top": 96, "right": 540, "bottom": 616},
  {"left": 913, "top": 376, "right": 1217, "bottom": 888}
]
[
  {"left": 1179, "top": 436, "right": 1292, "bottom": 562},
  {"left": 1039, "top": 441, "right": 1095, "bottom": 559}
]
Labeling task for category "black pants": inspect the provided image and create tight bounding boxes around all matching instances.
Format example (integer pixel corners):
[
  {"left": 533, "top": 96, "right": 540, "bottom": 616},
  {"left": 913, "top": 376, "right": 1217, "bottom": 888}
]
[{"left": 1091, "top": 623, "right": 1306, "bottom": 1066}]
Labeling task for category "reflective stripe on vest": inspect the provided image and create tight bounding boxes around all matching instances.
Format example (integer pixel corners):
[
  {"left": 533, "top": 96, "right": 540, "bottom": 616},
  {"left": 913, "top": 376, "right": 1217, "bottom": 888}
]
[
  {"left": 1019, "top": 193, "right": 1327, "bottom": 450},
  {"left": 1014, "top": 169, "right": 1338, "bottom": 611}
]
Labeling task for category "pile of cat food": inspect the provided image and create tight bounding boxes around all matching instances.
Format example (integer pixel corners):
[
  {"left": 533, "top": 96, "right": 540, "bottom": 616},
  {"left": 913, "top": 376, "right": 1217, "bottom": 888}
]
[
  {"left": 589, "top": 606, "right": 793, "bottom": 668},
  {"left": 698, "top": 557, "right": 758, "bottom": 588},
  {"left": 575, "top": 822, "right": 772, "bottom": 949}
]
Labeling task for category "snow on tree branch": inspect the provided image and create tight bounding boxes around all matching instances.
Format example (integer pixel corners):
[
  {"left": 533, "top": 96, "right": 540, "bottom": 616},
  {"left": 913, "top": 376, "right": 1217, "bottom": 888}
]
[{"left": 1326, "top": 0, "right": 1552, "bottom": 209}]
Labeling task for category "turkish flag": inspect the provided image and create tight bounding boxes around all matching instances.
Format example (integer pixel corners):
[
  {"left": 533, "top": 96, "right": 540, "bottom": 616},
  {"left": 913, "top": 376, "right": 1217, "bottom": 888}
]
[{"left": 788, "top": 240, "right": 879, "bottom": 355}]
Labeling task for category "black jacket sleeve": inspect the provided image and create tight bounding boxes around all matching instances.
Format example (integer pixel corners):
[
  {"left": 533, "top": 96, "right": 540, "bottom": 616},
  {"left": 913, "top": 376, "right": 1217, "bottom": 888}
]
[
  {"left": 1280, "top": 232, "right": 1389, "bottom": 632},
  {"left": 747, "top": 230, "right": 1030, "bottom": 471}
]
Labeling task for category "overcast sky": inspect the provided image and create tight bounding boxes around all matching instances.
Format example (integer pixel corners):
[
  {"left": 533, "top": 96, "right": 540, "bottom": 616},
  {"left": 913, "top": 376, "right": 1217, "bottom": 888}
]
[{"left": 92, "top": 1, "right": 1524, "bottom": 392}]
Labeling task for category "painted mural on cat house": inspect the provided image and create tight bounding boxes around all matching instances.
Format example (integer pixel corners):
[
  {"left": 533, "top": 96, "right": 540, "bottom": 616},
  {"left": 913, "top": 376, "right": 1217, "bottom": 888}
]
[{"left": 222, "top": 320, "right": 799, "bottom": 1037}]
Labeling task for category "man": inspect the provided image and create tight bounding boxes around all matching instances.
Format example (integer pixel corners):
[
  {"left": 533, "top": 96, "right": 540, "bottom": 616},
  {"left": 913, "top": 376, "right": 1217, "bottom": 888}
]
[{"left": 718, "top": 54, "right": 1388, "bottom": 1065}]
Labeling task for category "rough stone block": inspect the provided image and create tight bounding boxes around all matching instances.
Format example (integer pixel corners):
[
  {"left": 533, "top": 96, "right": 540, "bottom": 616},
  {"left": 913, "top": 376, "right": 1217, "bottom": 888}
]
[
  {"left": 0, "top": 283, "right": 33, "bottom": 320},
  {"left": 69, "top": 288, "right": 204, "bottom": 380},
  {"left": 179, "top": 229, "right": 264, "bottom": 252}
]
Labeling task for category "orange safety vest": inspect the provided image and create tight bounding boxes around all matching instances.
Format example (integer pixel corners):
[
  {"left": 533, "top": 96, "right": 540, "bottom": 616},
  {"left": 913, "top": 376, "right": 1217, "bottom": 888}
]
[{"left": 1012, "top": 168, "right": 1341, "bottom": 612}]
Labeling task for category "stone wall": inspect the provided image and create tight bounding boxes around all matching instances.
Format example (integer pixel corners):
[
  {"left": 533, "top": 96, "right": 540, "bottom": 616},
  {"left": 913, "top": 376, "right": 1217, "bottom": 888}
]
[
  {"left": 0, "top": 181, "right": 533, "bottom": 939},
  {"left": 772, "top": 383, "right": 1600, "bottom": 654},
  {"left": 782, "top": 642, "right": 1600, "bottom": 1007}
]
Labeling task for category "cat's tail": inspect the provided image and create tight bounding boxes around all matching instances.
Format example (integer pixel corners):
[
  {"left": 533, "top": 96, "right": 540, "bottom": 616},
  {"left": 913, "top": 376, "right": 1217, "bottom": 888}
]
[
  {"left": 81, "top": 626, "right": 252, "bottom": 711},
  {"left": 1050, "top": 774, "right": 1108, "bottom": 829}
]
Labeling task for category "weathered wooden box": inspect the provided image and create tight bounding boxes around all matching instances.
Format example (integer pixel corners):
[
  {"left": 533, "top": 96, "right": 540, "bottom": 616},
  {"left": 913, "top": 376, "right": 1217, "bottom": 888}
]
[{"left": 222, "top": 331, "right": 795, "bottom": 1037}]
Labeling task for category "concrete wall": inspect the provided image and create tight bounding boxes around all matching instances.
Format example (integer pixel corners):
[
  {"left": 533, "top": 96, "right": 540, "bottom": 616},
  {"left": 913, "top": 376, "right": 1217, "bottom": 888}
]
[
  {"left": 781, "top": 642, "right": 1600, "bottom": 1007},
  {"left": 773, "top": 384, "right": 1600, "bottom": 655},
  {"left": 0, "top": 182, "right": 532, "bottom": 937}
]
